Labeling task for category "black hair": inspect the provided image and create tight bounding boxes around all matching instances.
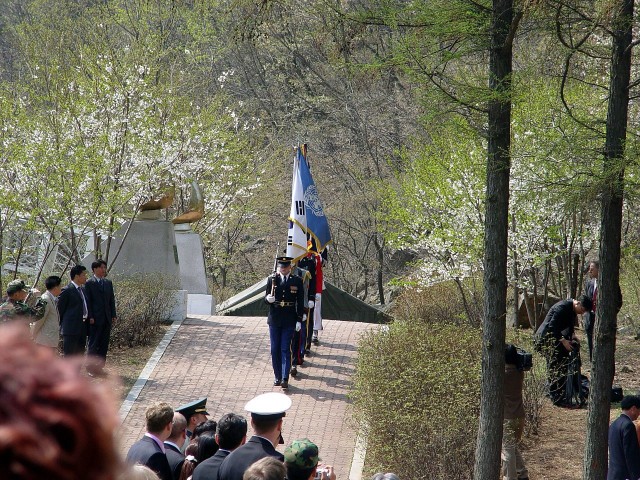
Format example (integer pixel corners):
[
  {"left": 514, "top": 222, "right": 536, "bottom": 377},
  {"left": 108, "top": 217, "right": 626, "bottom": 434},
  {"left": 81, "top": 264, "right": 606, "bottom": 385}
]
[
  {"left": 193, "top": 419, "right": 217, "bottom": 438},
  {"left": 216, "top": 413, "right": 248, "bottom": 450},
  {"left": 45, "top": 276, "right": 62, "bottom": 290},
  {"left": 70, "top": 264, "right": 87, "bottom": 280},
  {"left": 578, "top": 294, "right": 593, "bottom": 312},
  {"left": 620, "top": 395, "right": 640, "bottom": 410},
  {"left": 91, "top": 259, "right": 107, "bottom": 271},
  {"left": 196, "top": 433, "right": 219, "bottom": 461}
]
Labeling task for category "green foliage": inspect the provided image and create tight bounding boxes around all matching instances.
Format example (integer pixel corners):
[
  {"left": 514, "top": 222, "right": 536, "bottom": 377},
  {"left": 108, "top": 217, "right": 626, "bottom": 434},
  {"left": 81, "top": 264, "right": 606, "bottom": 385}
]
[
  {"left": 618, "top": 254, "right": 640, "bottom": 335},
  {"left": 351, "top": 319, "right": 481, "bottom": 480},
  {"left": 109, "top": 274, "right": 176, "bottom": 348}
]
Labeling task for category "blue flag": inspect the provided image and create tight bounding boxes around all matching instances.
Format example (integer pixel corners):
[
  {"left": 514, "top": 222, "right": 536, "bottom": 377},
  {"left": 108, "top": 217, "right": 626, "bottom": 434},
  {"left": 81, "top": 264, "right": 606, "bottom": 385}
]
[{"left": 297, "top": 145, "right": 331, "bottom": 252}]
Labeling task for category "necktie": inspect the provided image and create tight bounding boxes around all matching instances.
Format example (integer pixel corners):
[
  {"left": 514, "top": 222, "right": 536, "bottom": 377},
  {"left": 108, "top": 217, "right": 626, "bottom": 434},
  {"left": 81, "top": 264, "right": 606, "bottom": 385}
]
[{"left": 79, "top": 287, "right": 88, "bottom": 318}]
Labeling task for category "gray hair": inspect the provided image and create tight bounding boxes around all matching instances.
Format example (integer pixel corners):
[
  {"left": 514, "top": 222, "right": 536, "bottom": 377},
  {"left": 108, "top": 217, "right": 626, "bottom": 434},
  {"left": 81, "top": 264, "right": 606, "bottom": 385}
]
[{"left": 370, "top": 474, "right": 400, "bottom": 480}]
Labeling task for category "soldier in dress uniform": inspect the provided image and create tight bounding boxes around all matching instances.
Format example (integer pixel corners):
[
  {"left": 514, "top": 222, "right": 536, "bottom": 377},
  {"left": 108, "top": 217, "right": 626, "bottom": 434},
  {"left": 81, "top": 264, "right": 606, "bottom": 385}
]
[
  {"left": 290, "top": 261, "right": 311, "bottom": 377},
  {"left": 176, "top": 397, "right": 210, "bottom": 441},
  {"left": 0, "top": 279, "right": 45, "bottom": 324},
  {"left": 217, "top": 392, "right": 291, "bottom": 480},
  {"left": 265, "top": 256, "right": 304, "bottom": 389}
]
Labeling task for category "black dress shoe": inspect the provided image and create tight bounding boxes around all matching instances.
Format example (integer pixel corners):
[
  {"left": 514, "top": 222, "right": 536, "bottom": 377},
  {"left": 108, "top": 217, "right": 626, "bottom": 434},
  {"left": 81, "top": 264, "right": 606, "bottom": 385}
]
[
  {"left": 291, "top": 366, "right": 298, "bottom": 377},
  {"left": 281, "top": 379, "right": 289, "bottom": 389},
  {"left": 273, "top": 379, "right": 281, "bottom": 386}
]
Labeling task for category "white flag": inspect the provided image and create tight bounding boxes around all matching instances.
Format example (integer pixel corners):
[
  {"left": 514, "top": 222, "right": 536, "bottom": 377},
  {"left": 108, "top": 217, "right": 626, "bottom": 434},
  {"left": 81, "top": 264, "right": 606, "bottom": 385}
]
[{"left": 286, "top": 149, "right": 307, "bottom": 261}]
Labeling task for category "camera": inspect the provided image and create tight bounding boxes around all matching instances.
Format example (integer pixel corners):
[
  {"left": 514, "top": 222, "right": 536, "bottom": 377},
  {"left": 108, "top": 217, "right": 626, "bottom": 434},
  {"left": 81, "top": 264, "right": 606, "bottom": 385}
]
[
  {"left": 516, "top": 347, "right": 533, "bottom": 371},
  {"left": 315, "top": 468, "right": 329, "bottom": 480}
]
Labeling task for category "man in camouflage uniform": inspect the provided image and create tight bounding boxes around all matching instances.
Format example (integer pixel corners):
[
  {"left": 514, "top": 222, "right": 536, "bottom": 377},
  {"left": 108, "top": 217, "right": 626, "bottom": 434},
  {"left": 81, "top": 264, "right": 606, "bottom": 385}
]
[
  {"left": 284, "top": 438, "right": 336, "bottom": 480},
  {"left": 0, "top": 279, "right": 45, "bottom": 324}
]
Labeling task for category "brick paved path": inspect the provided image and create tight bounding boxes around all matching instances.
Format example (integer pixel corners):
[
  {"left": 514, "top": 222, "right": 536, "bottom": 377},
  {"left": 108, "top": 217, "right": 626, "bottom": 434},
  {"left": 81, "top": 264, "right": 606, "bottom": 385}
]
[{"left": 118, "top": 315, "right": 377, "bottom": 480}]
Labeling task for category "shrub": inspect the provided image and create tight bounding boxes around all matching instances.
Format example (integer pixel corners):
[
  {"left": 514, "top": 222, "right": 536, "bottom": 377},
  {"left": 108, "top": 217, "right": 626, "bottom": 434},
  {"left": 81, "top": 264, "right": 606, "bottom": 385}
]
[
  {"left": 351, "top": 320, "right": 482, "bottom": 480},
  {"left": 390, "top": 279, "right": 483, "bottom": 327},
  {"left": 110, "top": 274, "right": 176, "bottom": 348}
]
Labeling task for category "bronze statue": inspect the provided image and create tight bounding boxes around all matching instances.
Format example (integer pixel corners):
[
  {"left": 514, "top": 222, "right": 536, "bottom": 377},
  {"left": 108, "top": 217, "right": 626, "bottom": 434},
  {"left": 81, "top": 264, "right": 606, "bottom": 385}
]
[
  {"left": 172, "top": 181, "right": 205, "bottom": 224},
  {"left": 139, "top": 186, "right": 175, "bottom": 211}
]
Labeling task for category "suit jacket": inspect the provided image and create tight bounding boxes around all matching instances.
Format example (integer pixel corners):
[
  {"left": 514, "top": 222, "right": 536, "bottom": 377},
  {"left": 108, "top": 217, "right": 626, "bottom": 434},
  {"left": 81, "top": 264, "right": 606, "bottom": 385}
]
[
  {"left": 31, "top": 290, "right": 60, "bottom": 347},
  {"left": 583, "top": 279, "right": 597, "bottom": 332},
  {"left": 192, "top": 449, "right": 229, "bottom": 480},
  {"left": 126, "top": 435, "right": 173, "bottom": 480},
  {"left": 265, "top": 274, "right": 305, "bottom": 328},
  {"left": 608, "top": 413, "right": 640, "bottom": 480},
  {"left": 534, "top": 300, "right": 576, "bottom": 343},
  {"left": 217, "top": 436, "right": 283, "bottom": 480},
  {"left": 164, "top": 441, "right": 185, "bottom": 480},
  {"left": 57, "top": 283, "right": 87, "bottom": 336},
  {"left": 85, "top": 276, "right": 116, "bottom": 325}
]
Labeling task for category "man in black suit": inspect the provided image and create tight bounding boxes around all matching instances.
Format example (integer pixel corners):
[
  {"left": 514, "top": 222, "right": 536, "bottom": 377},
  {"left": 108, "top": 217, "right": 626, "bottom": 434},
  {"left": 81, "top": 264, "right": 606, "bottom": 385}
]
[
  {"left": 57, "top": 264, "right": 89, "bottom": 356},
  {"left": 608, "top": 395, "right": 640, "bottom": 480},
  {"left": 217, "top": 393, "right": 291, "bottom": 480},
  {"left": 126, "top": 402, "right": 174, "bottom": 480},
  {"left": 192, "top": 413, "right": 247, "bottom": 480},
  {"left": 164, "top": 412, "right": 187, "bottom": 480},
  {"left": 583, "top": 260, "right": 623, "bottom": 361},
  {"left": 265, "top": 257, "right": 305, "bottom": 389},
  {"left": 85, "top": 259, "right": 117, "bottom": 375},
  {"left": 534, "top": 295, "right": 592, "bottom": 405}
]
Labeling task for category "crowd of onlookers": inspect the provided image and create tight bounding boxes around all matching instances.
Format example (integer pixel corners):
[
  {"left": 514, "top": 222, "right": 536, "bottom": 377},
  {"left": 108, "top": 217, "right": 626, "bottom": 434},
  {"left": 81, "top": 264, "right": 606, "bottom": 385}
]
[{"left": 0, "top": 322, "right": 398, "bottom": 480}]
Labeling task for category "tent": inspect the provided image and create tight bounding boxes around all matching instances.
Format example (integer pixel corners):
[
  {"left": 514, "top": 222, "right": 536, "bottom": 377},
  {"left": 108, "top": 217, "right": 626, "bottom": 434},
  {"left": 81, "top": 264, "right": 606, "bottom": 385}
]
[{"left": 216, "top": 278, "right": 392, "bottom": 324}]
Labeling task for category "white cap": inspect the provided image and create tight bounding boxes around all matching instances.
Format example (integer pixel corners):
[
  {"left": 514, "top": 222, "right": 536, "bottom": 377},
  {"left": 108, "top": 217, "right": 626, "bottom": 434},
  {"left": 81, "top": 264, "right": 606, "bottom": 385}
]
[{"left": 244, "top": 392, "right": 292, "bottom": 420}]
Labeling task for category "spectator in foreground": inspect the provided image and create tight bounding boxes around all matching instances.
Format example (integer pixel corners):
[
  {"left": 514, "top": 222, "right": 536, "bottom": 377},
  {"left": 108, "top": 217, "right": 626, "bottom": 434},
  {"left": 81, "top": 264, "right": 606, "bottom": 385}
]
[
  {"left": 192, "top": 413, "right": 248, "bottom": 480},
  {"left": 0, "top": 323, "right": 122, "bottom": 479},
  {"left": 370, "top": 475, "right": 400, "bottom": 480},
  {"left": 126, "top": 402, "right": 174, "bottom": 480},
  {"left": 608, "top": 395, "right": 640, "bottom": 480},
  {"left": 284, "top": 438, "right": 336, "bottom": 480}
]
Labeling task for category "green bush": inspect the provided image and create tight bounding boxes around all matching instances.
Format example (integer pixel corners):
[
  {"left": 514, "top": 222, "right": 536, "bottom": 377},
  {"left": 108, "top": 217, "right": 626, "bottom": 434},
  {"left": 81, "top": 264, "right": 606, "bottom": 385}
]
[
  {"left": 351, "top": 320, "right": 482, "bottom": 480},
  {"left": 110, "top": 274, "right": 176, "bottom": 348},
  {"left": 390, "top": 280, "right": 483, "bottom": 327}
]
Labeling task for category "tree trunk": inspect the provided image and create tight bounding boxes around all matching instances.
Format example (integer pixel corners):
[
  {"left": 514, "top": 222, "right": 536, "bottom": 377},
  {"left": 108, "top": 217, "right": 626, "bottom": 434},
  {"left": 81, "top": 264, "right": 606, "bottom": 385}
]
[
  {"left": 583, "top": 0, "right": 632, "bottom": 478},
  {"left": 472, "top": 0, "right": 513, "bottom": 476}
]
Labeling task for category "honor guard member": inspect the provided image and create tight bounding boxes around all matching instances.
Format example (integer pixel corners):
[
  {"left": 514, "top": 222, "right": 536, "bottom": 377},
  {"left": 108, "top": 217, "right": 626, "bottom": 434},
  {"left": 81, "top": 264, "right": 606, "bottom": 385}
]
[
  {"left": 291, "top": 261, "right": 311, "bottom": 377},
  {"left": 217, "top": 392, "right": 291, "bottom": 480},
  {"left": 0, "top": 279, "right": 45, "bottom": 324},
  {"left": 265, "top": 256, "right": 304, "bottom": 389},
  {"left": 176, "top": 397, "right": 210, "bottom": 440}
]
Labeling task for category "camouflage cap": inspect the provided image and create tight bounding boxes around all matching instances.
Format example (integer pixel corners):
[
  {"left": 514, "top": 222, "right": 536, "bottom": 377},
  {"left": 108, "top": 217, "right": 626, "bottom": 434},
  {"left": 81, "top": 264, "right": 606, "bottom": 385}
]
[
  {"left": 284, "top": 438, "right": 320, "bottom": 469},
  {"left": 7, "top": 279, "right": 30, "bottom": 295}
]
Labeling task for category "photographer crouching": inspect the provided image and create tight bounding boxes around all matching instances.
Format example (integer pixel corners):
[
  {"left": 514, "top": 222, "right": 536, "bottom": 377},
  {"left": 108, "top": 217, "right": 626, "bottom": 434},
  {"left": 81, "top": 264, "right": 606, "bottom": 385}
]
[
  {"left": 502, "top": 344, "right": 530, "bottom": 480},
  {"left": 533, "top": 295, "right": 592, "bottom": 406}
]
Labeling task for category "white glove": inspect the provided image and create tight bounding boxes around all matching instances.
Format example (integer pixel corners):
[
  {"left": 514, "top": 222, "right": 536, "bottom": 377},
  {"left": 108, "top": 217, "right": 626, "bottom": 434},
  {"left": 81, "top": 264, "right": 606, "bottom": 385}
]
[
  {"left": 266, "top": 294, "right": 275, "bottom": 304},
  {"left": 296, "top": 322, "right": 302, "bottom": 332},
  {"left": 315, "top": 293, "right": 321, "bottom": 301},
  {"left": 308, "top": 300, "right": 315, "bottom": 309},
  {"left": 302, "top": 314, "right": 307, "bottom": 322}
]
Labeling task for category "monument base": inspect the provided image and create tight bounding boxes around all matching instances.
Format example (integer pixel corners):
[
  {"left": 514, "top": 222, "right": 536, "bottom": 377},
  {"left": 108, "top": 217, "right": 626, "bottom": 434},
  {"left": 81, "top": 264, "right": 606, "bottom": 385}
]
[
  {"left": 169, "top": 290, "right": 188, "bottom": 321},
  {"left": 188, "top": 294, "right": 216, "bottom": 315}
]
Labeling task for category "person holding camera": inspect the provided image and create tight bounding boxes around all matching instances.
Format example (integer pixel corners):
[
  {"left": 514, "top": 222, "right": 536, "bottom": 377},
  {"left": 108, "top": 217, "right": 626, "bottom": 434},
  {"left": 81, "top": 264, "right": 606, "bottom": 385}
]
[
  {"left": 502, "top": 344, "right": 529, "bottom": 480},
  {"left": 284, "top": 438, "right": 336, "bottom": 480},
  {"left": 533, "top": 295, "right": 592, "bottom": 406}
]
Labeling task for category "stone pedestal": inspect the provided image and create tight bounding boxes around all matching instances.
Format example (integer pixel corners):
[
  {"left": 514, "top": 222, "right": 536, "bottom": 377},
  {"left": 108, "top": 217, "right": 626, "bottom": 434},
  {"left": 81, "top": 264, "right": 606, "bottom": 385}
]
[
  {"left": 174, "top": 224, "right": 208, "bottom": 294},
  {"left": 82, "top": 219, "right": 187, "bottom": 321},
  {"left": 188, "top": 294, "right": 216, "bottom": 315},
  {"left": 174, "top": 224, "right": 215, "bottom": 315}
]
